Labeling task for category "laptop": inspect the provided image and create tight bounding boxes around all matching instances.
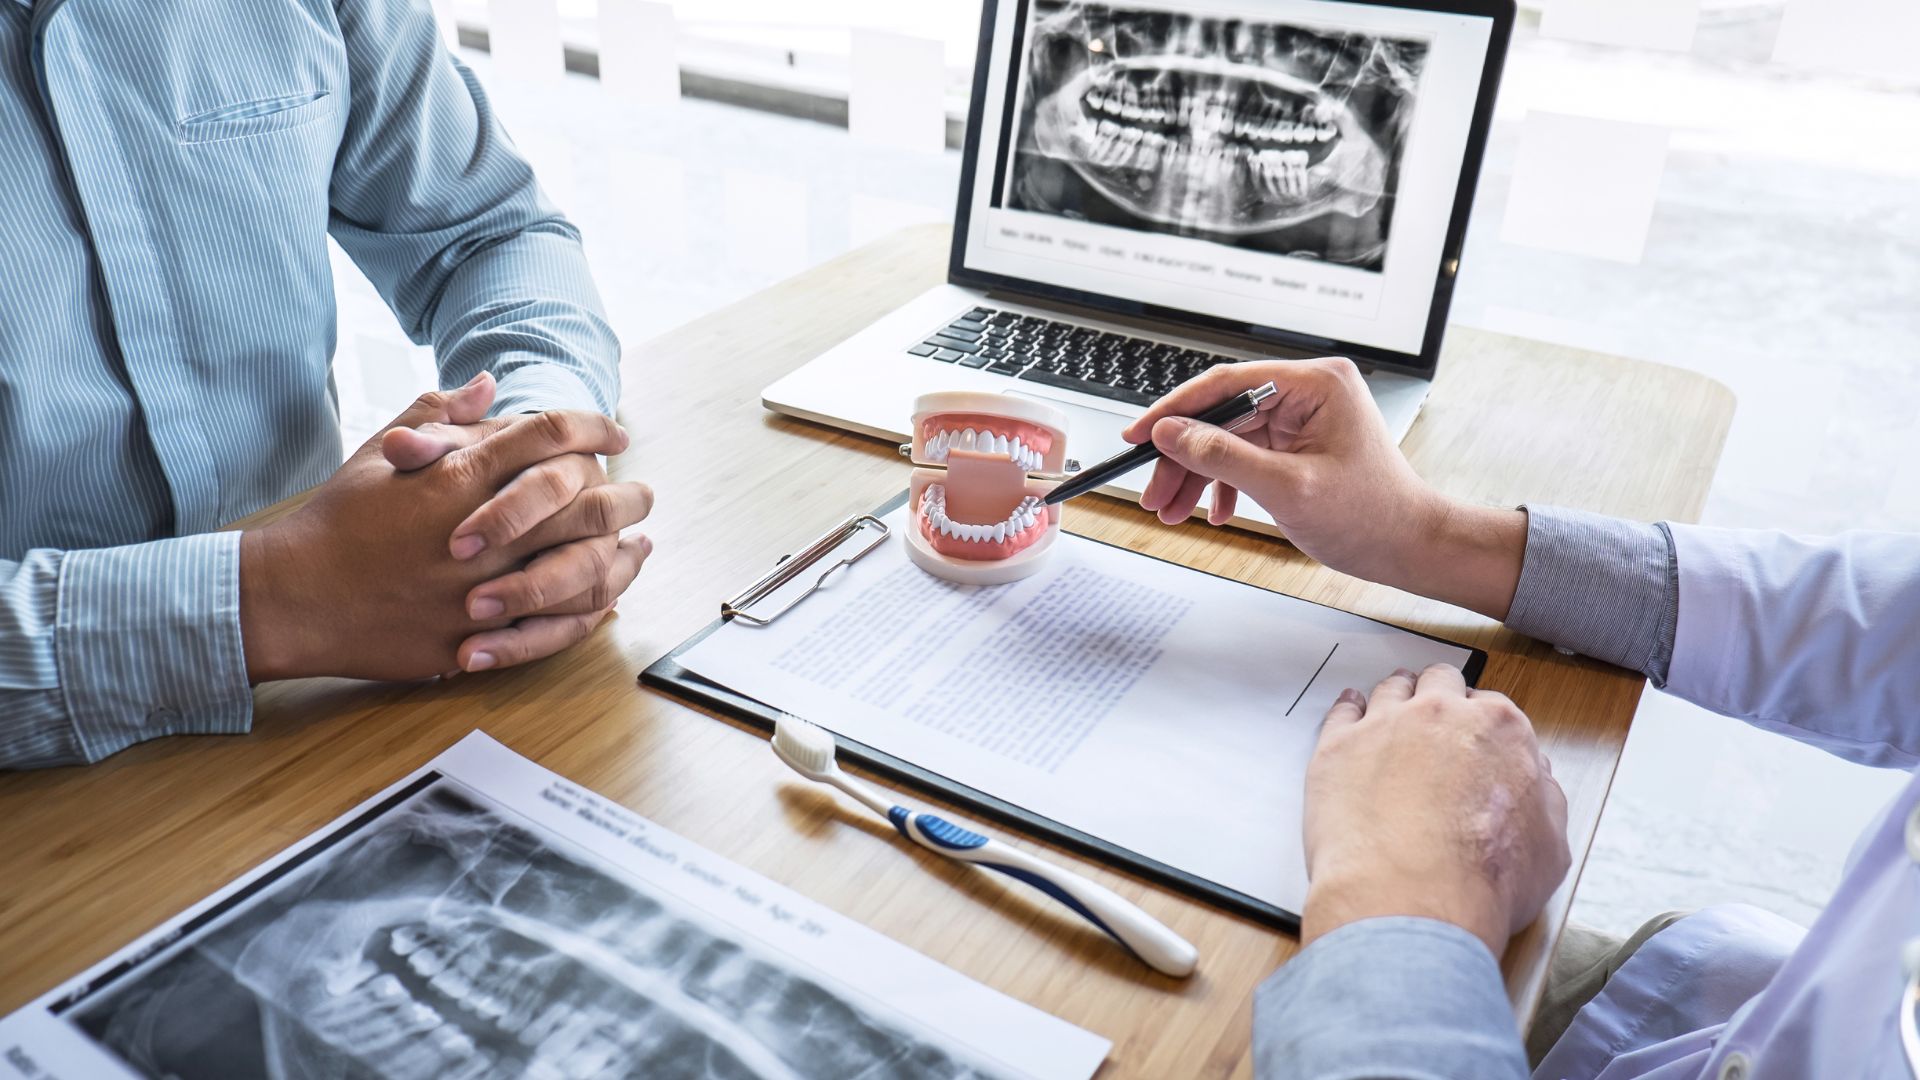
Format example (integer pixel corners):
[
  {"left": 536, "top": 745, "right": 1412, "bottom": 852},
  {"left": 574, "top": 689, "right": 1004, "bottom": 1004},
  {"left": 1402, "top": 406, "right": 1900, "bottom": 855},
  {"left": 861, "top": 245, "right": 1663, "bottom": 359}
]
[{"left": 765, "top": 0, "right": 1514, "bottom": 535}]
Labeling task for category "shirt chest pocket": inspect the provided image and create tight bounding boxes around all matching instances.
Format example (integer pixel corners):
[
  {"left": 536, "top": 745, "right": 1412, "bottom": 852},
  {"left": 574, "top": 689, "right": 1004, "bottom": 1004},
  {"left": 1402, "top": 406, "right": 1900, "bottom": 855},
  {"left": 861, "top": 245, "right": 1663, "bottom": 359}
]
[{"left": 176, "top": 90, "right": 336, "bottom": 145}]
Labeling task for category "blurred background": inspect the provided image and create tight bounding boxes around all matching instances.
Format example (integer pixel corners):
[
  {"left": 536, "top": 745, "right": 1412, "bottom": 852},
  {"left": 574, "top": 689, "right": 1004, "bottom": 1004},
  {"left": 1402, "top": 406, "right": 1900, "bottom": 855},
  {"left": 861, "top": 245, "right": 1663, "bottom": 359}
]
[{"left": 330, "top": 0, "right": 1919, "bottom": 936}]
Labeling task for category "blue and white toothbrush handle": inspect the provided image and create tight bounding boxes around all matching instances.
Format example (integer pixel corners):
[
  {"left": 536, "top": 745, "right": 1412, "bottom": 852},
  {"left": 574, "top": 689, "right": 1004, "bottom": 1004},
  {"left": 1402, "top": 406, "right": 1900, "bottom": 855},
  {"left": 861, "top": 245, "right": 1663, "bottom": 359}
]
[{"left": 889, "top": 807, "right": 1199, "bottom": 978}]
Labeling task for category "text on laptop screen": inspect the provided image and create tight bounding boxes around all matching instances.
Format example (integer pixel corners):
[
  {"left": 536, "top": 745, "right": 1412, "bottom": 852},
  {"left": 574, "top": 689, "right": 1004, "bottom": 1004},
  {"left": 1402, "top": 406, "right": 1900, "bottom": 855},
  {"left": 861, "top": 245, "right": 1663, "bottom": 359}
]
[{"left": 961, "top": 0, "right": 1496, "bottom": 359}]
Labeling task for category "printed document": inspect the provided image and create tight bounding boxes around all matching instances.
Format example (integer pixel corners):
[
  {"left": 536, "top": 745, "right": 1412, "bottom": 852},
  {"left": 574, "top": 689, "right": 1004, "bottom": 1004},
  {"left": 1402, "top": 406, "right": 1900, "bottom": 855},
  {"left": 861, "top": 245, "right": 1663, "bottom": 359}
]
[
  {"left": 0, "top": 732, "right": 1108, "bottom": 1080},
  {"left": 678, "top": 507, "right": 1476, "bottom": 913}
]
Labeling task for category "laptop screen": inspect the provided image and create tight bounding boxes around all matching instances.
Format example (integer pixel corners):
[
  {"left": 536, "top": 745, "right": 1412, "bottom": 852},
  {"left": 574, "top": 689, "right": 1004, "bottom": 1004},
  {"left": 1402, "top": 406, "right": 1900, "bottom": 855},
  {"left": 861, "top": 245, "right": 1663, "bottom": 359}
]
[{"left": 954, "top": 0, "right": 1505, "bottom": 372}]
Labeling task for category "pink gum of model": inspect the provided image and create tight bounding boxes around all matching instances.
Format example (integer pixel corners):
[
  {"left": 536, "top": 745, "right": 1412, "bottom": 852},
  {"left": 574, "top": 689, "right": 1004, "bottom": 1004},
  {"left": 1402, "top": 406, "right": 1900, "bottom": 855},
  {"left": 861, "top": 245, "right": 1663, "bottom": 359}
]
[{"left": 905, "top": 391, "right": 1070, "bottom": 586}]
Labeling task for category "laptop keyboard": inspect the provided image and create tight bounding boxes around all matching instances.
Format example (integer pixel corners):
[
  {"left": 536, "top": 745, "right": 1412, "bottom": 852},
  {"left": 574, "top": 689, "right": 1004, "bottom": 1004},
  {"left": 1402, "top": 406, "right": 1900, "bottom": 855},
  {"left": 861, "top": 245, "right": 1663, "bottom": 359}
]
[{"left": 907, "top": 307, "right": 1237, "bottom": 408}]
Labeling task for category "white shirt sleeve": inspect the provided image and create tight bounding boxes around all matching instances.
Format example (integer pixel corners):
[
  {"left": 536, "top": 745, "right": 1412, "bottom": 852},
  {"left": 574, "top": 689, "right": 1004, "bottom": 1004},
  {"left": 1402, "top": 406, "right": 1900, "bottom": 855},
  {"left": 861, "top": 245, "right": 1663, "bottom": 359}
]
[{"left": 1665, "top": 525, "right": 1920, "bottom": 769}]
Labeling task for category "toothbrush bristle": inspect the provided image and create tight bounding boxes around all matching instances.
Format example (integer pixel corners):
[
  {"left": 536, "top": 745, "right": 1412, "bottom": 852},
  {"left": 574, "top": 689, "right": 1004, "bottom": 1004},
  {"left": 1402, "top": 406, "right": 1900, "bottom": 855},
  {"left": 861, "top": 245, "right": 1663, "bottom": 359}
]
[{"left": 771, "top": 713, "right": 838, "bottom": 776}]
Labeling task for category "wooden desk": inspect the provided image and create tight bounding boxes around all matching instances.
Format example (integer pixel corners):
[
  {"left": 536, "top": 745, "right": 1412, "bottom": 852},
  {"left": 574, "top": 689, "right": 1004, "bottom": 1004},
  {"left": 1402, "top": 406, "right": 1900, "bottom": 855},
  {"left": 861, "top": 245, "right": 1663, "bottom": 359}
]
[{"left": 0, "top": 225, "right": 1733, "bottom": 1077}]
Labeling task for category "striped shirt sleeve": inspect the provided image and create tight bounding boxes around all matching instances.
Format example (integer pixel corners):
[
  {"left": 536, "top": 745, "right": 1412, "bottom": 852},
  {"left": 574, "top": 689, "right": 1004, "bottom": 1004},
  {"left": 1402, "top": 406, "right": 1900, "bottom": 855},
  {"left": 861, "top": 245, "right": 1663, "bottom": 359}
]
[
  {"left": 0, "top": 534, "right": 252, "bottom": 769},
  {"left": 1504, "top": 504, "right": 1680, "bottom": 685},
  {"left": 326, "top": 0, "right": 620, "bottom": 419},
  {"left": 1254, "top": 917, "right": 1529, "bottom": 1079}
]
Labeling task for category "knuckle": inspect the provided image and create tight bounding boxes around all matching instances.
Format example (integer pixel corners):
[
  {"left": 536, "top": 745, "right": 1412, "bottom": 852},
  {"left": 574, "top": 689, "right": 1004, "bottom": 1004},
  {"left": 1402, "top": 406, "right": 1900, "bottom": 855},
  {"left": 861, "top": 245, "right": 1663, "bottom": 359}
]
[
  {"left": 587, "top": 578, "right": 616, "bottom": 610},
  {"left": 488, "top": 502, "right": 531, "bottom": 544},
  {"left": 1186, "top": 426, "right": 1229, "bottom": 465},
  {"left": 519, "top": 574, "right": 552, "bottom": 614},
  {"left": 586, "top": 486, "right": 621, "bottom": 535},
  {"left": 534, "top": 409, "right": 577, "bottom": 448},
  {"left": 586, "top": 536, "right": 616, "bottom": 581},
  {"left": 536, "top": 461, "right": 577, "bottom": 506}
]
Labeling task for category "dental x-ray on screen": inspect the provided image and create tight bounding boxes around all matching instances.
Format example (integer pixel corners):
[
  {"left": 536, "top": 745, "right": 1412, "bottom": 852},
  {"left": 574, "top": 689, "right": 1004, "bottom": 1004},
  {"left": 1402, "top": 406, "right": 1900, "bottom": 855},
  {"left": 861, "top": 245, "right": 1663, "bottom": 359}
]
[{"left": 1003, "top": 1, "right": 1428, "bottom": 272}]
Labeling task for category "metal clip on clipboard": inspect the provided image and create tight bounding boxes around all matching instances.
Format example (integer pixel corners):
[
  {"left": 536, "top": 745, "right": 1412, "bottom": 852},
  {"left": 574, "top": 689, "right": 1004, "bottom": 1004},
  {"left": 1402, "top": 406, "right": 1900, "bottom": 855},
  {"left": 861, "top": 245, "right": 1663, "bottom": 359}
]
[{"left": 720, "top": 514, "right": 891, "bottom": 626}]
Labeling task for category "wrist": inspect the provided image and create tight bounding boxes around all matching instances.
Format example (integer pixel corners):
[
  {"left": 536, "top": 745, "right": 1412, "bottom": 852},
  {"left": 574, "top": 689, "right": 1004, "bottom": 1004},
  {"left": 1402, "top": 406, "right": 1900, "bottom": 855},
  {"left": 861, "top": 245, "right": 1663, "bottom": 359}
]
[
  {"left": 1388, "top": 496, "right": 1528, "bottom": 621},
  {"left": 239, "top": 526, "right": 317, "bottom": 682},
  {"left": 1301, "top": 869, "right": 1510, "bottom": 959}
]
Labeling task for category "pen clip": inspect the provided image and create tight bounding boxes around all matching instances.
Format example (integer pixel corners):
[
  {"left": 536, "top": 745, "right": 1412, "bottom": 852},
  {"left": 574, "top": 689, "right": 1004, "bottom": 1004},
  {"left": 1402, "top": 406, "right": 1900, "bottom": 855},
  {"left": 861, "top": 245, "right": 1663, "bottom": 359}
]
[{"left": 1222, "top": 381, "right": 1278, "bottom": 433}]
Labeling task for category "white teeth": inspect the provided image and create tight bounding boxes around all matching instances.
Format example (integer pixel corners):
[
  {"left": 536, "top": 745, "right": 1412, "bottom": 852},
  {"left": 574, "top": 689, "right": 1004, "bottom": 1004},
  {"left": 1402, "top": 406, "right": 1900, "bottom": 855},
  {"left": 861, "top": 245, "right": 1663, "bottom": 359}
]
[
  {"left": 324, "top": 958, "right": 379, "bottom": 997},
  {"left": 408, "top": 948, "right": 448, "bottom": 978},
  {"left": 369, "top": 973, "right": 407, "bottom": 1001},
  {"left": 919, "top": 484, "right": 1052, "bottom": 546},
  {"left": 390, "top": 926, "right": 428, "bottom": 956},
  {"left": 924, "top": 425, "right": 1051, "bottom": 471}
]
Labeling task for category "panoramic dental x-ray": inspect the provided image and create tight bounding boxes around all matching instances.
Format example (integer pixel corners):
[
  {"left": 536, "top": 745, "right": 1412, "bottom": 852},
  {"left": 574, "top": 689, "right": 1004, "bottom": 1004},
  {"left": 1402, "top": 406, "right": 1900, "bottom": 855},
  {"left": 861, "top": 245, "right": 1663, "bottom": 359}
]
[{"left": 1007, "top": 1, "right": 1429, "bottom": 270}]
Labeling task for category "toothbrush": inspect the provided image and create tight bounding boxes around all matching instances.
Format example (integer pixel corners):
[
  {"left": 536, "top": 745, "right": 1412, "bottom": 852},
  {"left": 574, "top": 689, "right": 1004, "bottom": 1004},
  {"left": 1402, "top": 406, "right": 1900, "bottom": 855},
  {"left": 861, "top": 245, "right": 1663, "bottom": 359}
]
[{"left": 770, "top": 713, "right": 1199, "bottom": 978}]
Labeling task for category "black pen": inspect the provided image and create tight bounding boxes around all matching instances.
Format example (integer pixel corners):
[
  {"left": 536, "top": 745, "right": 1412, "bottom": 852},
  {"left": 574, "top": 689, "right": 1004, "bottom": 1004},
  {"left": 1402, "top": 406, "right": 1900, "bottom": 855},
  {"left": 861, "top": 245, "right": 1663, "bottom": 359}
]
[{"left": 1042, "top": 381, "right": 1279, "bottom": 506}]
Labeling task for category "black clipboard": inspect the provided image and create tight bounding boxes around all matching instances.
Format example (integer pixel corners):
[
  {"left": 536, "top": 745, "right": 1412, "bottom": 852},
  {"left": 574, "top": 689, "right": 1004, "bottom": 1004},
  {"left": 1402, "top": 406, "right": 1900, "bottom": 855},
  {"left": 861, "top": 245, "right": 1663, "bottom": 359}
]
[{"left": 641, "top": 492, "right": 1488, "bottom": 934}]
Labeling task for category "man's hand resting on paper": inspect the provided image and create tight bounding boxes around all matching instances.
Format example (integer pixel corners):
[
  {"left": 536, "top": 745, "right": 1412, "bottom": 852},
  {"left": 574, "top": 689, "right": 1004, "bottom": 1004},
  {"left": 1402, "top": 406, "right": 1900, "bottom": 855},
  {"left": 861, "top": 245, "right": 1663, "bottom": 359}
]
[
  {"left": 1124, "top": 364, "right": 1571, "bottom": 953},
  {"left": 1302, "top": 665, "right": 1571, "bottom": 957},
  {"left": 1119, "top": 358, "right": 1529, "bottom": 621},
  {"left": 239, "top": 372, "right": 655, "bottom": 681}
]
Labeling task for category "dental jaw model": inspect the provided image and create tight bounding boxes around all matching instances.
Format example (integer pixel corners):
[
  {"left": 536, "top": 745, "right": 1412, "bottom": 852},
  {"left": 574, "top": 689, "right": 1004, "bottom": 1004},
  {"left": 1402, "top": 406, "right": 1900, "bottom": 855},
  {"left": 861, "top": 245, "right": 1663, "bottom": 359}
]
[{"left": 906, "top": 392, "right": 1070, "bottom": 585}]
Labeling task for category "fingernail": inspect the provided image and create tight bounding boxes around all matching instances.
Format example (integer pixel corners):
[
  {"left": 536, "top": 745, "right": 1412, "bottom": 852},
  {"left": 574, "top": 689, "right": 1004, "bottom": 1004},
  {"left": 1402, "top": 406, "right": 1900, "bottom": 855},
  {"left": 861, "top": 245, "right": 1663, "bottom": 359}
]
[
  {"left": 638, "top": 535, "right": 654, "bottom": 558},
  {"left": 469, "top": 596, "right": 505, "bottom": 619},
  {"left": 1338, "top": 688, "right": 1366, "bottom": 707},
  {"left": 461, "top": 371, "right": 486, "bottom": 389},
  {"left": 1393, "top": 667, "right": 1417, "bottom": 680},
  {"left": 450, "top": 534, "right": 487, "bottom": 560},
  {"left": 466, "top": 651, "right": 496, "bottom": 672}
]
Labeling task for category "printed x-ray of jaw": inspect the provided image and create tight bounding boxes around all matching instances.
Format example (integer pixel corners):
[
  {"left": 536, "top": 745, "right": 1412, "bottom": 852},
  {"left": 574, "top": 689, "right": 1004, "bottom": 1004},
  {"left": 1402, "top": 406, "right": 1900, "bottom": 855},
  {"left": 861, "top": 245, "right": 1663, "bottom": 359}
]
[
  {"left": 1007, "top": 2, "right": 1429, "bottom": 271},
  {"left": 72, "top": 781, "right": 1008, "bottom": 1080}
]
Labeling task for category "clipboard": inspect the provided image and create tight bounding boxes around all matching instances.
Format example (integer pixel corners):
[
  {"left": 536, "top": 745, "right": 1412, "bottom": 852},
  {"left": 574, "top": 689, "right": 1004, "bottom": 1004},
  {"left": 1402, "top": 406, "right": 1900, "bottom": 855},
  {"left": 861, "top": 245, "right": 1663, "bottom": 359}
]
[{"left": 642, "top": 492, "right": 1487, "bottom": 933}]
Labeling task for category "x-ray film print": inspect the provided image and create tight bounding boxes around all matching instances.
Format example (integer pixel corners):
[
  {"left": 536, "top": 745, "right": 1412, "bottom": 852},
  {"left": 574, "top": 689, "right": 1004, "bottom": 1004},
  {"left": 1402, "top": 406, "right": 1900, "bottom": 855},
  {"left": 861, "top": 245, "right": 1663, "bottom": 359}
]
[
  {"left": 1004, "top": 1, "right": 1431, "bottom": 272},
  {"left": 68, "top": 780, "right": 1013, "bottom": 1080}
]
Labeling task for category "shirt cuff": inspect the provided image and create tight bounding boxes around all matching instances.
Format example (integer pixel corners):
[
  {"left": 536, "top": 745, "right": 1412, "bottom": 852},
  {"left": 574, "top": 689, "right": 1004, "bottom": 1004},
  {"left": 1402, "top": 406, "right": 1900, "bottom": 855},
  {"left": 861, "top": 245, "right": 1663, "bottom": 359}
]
[
  {"left": 488, "top": 360, "right": 607, "bottom": 418},
  {"left": 1254, "top": 917, "right": 1528, "bottom": 1080},
  {"left": 1505, "top": 505, "right": 1679, "bottom": 685},
  {"left": 55, "top": 532, "right": 254, "bottom": 762}
]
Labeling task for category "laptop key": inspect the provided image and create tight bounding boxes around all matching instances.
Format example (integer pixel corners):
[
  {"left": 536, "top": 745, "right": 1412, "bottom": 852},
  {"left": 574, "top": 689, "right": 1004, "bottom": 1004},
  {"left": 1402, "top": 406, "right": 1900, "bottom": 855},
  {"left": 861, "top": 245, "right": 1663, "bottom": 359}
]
[
  {"left": 931, "top": 348, "right": 966, "bottom": 362},
  {"left": 957, "top": 353, "right": 992, "bottom": 369},
  {"left": 940, "top": 327, "right": 983, "bottom": 342},
  {"left": 1020, "top": 369, "right": 1157, "bottom": 407},
  {"left": 930, "top": 336, "right": 982, "bottom": 354},
  {"left": 908, "top": 343, "right": 939, "bottom": 357}
]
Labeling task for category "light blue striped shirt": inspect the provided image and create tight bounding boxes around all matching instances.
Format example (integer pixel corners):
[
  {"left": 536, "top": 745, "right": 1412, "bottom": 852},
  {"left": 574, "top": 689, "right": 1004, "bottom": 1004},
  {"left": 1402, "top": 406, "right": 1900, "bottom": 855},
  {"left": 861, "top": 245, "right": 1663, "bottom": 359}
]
[{"left": 0, "top": 0, "right": 618, "bottom": 768}]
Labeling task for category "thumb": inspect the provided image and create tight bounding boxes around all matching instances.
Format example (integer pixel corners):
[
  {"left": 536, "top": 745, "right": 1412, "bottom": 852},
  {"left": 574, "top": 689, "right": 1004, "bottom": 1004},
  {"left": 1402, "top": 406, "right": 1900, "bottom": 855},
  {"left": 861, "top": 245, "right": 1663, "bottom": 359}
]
[
  {"left": 377, "top": 372, "right": 498, "bottom": 469},
  {"left": 1151, "top": 416, "right": 1296, "bottom": 496},
  {"left": 444, "top": 369, "right": 496, "bottom": 425},
  {"left": 383, "top": 422, "right": 482, "bottom": 471},
  {"left": 384, "top": 370, "right": 495, "bottom": 430}
]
